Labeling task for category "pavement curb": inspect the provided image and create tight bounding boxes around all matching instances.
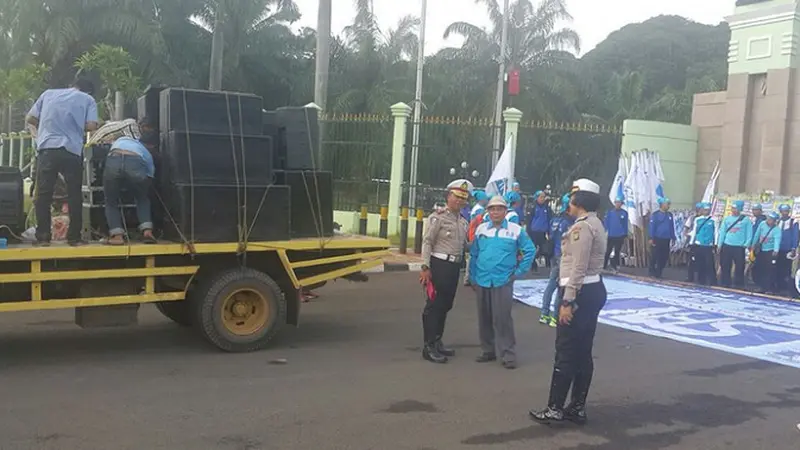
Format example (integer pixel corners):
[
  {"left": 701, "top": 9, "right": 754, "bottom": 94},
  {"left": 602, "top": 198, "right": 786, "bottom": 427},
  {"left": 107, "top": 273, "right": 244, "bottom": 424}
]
[{"left": 366, "top": 261, "right": 424, "bottom": 273}]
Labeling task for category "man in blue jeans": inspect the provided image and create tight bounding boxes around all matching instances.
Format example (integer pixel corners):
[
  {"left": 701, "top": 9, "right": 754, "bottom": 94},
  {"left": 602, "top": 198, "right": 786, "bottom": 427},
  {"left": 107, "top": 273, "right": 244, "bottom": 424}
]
[
  {"left": 540, "top": 194, "right": 573, "bottom": 327},
  {"left": 103, "top": 117, "right": 158, "bottom": 245},
  {"left": 26, "top": 77, "right": 99, "bottom": 245}
]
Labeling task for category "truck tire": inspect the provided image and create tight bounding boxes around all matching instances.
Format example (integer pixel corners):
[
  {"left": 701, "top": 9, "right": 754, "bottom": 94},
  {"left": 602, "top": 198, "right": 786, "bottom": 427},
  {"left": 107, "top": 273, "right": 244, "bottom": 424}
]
[
  {"left": 193, "top": 267, "right": 286, "bottom": 352},
  {"left": 155, "top": 301, "right": 192, "bottom": 327}
]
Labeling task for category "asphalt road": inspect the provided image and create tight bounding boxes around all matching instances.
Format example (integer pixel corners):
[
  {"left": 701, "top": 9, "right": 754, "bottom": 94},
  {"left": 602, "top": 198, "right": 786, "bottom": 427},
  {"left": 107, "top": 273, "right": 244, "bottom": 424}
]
[{"left": 1, "top": 272, "right": 799, "bottom": 450}]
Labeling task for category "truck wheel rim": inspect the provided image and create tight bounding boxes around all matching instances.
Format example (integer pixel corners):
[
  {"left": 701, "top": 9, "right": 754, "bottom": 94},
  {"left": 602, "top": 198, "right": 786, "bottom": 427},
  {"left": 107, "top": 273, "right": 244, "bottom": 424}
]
[{"left": 221, "top": 288, "right": 270, "bottom": 336}]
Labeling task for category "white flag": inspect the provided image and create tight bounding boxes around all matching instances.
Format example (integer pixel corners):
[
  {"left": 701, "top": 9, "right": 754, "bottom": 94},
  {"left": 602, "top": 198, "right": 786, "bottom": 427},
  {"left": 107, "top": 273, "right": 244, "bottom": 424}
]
[
  {"left": 702, "top": 160, "right": 720, "bottom": 203},
  {"left": 486, "top": 137, "right": 514, "bottom": 197},
  {"left": 623, "top": 152, "right": 642, "bottom": 229},
  {"left": 608, "top": 155, "right": 627, "bottom": 205}
]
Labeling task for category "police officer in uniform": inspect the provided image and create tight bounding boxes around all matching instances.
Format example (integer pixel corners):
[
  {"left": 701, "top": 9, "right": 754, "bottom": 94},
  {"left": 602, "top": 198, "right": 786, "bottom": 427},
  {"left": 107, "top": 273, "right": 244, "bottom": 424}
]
[
  {"left": 530, "top": 178, "right": 608, "bottom": 425},
  {"left": 420, "top": 179, "right": 472, "bottom": 364}
]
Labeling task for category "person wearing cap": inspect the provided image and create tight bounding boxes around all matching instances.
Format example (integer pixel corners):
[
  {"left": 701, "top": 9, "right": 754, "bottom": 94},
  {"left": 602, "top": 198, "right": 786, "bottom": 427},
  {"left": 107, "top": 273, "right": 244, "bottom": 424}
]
[
  {"left": 776, "top": 204, "right": 799, "bottom": 294},
  {"left": 603, "top": 196, "right": 628, "bottom": 273},
  {"left": 751, "top": 204, "right": 766, "bottom": 231},
  {"left": 511, "top": 182, "right": 524, "bottom": 220},
  {"left": 684, "top": 202, "right": 705, "bottom": 283},
  {"left": 531, "top": 178, "right": 608, "bottom": 425},
  {"left": 749, "top": 211, "right": 782, "bottom": 293},
  {"left": 528, "top": 190, "right": 553, "bottom": 270},
  {"left": 540, "top": 194, "right": 574, "bottom": 327},
  {"left": 464, "top": 190, "right": 490, "bottom": 287},
  {"left": 420, "top": 179, "right": 472, "bottom": 364},
  {"left": 504, "top": 191, "right": 523, "bottom": 224},
  {"left": 718, "top": 200, "right": 754, "bottom": 288},
  {"left": 688, "top": 202, "right": 717, "bottom": 286},
  {"left": 648, "top": 197, "right": 676, "bottom": 279},
  {"left": 470, "top": 195, "right": 535, "bottom": 369}
]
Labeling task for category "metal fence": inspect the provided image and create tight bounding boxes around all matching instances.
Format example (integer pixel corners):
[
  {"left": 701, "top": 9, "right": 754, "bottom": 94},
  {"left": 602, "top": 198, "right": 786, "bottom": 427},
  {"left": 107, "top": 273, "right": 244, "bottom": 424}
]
[{"left": 0, "top": 132, "right": 36, "bottom": 176}]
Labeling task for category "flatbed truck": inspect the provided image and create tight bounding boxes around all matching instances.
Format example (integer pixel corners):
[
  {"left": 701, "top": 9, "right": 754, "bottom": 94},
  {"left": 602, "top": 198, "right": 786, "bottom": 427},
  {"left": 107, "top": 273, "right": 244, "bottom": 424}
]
[{"left": 0, "top": 236, "right": 390, "bottom": 352}]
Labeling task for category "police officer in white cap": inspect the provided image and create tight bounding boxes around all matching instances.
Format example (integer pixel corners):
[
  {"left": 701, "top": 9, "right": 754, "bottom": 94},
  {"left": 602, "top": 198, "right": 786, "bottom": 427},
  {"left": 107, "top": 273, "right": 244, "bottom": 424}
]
[
  {"left": 419, "top": 179, "right": 472, "bottom": 363},
  {"left": 530, "top": 178, "right": 608, "bottom": 425}
]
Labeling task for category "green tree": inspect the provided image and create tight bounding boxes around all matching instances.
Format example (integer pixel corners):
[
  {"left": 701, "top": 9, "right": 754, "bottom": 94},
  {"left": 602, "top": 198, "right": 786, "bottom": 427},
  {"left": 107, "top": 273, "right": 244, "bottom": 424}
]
[{"left": 75, "top": 44, "right": 140, "bottom": 119}]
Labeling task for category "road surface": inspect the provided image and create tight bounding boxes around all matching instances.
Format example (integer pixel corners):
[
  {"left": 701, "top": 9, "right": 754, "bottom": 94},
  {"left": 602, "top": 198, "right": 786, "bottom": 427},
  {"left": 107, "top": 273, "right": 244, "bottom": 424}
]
[{"left": 1, "top": 272, "right": 799, "bottom": 450}]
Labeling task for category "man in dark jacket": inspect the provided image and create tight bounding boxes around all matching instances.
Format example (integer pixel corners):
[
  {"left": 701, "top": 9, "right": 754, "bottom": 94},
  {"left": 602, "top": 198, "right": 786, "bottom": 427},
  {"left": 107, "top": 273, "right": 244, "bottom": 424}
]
[
  {"left": 603, "top": 196, "right": 628, "bottom": 272},
  {"left": 528, "top": 190, "right": 553, "bottom": 270},
  {"left": 648, "top": 197, "right": 676, "bottom": 278}
]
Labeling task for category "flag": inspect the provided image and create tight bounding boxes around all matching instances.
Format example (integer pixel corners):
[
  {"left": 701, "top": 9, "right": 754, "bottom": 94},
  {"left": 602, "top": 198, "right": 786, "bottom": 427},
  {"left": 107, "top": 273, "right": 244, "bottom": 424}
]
[
  {"left": 486, "top": 137, "right": 514, "bottom": 197},
  {"left": 623, "top": 152, "right": 642, "bottom": 229},
  {"left": 608, "top": 154, "right": 627, "bottom": 205},
  {"left": 702, "top": 160, "right": 720, "bottom": 203}
]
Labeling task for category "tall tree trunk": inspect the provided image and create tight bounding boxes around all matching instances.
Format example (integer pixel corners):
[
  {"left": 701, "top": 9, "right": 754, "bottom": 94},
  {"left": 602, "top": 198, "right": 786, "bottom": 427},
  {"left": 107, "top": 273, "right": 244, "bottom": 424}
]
[
  {"left": 114, "top": 91, "right": 125, "bottom": 120},
  {"left": 314, "top": 0, "right": 332, "bottom": 168},
  {"left": 209, "top": 10, "right": 225, "bottom": 91}
]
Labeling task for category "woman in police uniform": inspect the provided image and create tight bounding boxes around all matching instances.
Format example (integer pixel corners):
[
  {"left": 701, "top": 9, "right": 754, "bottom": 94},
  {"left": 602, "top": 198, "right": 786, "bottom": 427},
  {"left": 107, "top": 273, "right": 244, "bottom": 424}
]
[{"left": 530, "top": 178, "right": 608, "bottom": 425}]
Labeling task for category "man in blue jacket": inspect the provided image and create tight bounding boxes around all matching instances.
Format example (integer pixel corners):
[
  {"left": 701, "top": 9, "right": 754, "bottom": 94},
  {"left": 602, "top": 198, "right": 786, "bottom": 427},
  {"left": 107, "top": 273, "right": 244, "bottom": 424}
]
[
  {"left": 776, "top": 204, "right": 799, "bottom": 293},
  {"left": 470, "top": 195, "right": 535, "bottom": 369},
  {"left": 688, "top": 202, "right": 717, "bottom": 285},
  {"left": 504, "top": 191, "right": 523, "bottom": 224},
  {"left": 528, "top": 190, "right": 553, "bottom": 270},
  {"left": 750, "top": 211, "right": 782, "bottom": 293},
  {"left": 648, "top": 197, "right": 676, "bottom": 278},
  {"left": 718, "top": 200, "right": 754, "bottom": 288},
  {"left": 603, "top": 196, "right": 628, "bottom": 272},
  {"left": 540, "top": 194, "right": 573, "bottom": 327}
]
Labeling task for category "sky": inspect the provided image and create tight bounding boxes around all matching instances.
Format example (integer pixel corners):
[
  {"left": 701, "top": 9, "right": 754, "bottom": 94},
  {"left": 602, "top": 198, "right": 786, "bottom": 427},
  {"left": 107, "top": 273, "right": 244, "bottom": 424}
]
[{"left": 293, "top": 0, "right": 733, "bottom": 55}]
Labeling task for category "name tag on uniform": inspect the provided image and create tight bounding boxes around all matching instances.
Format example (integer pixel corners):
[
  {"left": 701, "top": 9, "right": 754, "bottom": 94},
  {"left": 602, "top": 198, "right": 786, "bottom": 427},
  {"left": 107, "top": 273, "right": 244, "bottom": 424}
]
[{"left": 498, "top": 229, "right": 514, "bottom": 239}]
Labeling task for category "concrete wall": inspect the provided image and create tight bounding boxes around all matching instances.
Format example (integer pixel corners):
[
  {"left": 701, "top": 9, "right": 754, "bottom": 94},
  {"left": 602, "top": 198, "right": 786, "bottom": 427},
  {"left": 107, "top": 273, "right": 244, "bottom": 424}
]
[
  {"left": 621, "top": 120, "right": 699, "bottom": 210},
  {"left": 691, "top": 91, "right": 726, "bottom": 200}
]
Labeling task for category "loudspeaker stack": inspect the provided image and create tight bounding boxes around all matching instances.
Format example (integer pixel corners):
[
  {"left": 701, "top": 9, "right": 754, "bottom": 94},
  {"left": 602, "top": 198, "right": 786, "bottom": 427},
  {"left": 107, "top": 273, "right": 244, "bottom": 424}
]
[{"left": 157, "top": 88, "right": 290, "bottom": 243}]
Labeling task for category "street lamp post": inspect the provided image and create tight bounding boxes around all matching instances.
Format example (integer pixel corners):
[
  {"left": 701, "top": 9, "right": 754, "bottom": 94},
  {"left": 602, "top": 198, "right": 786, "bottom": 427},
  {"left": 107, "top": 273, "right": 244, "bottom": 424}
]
[{"left": 449, "top": 161, "right": 480, "bottom": 180}]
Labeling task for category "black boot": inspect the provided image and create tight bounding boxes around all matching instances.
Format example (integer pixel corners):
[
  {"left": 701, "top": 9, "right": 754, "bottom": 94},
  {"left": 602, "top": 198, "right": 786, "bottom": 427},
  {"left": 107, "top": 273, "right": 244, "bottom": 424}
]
[
  {"left": 563, "top": 402, "right": 587, "bottom": 425},
  {"left": 566, "top": 368, "right": 593, "bottom": 425},
  {"left": 422, "top": 344, "right": 448, "bottom": 364},
  {"left": 530, "top": 368, "right": 572, "bottom": 424},
  {"left": 436, "top": 339, "right": 455, "bottom": 357}
]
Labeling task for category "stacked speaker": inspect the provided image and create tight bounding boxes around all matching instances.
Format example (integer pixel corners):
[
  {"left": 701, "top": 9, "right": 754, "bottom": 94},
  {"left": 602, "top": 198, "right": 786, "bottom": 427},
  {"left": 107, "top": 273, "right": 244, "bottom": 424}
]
[
  {"left": 132, "top": 87, "right": 334, "bottom": 243},
  {"left": 155, "top": 88, "right": 290, "bottom": 243},
  {"left": 263, "top": 106, "right": 334, "bottom": 238}
]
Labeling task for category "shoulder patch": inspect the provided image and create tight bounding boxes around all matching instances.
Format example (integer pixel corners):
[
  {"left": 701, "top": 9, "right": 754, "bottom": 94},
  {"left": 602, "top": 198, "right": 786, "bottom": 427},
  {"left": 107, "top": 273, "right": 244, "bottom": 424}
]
[{"left": 571, "top": 228, "right": 581, "bottom": 241}]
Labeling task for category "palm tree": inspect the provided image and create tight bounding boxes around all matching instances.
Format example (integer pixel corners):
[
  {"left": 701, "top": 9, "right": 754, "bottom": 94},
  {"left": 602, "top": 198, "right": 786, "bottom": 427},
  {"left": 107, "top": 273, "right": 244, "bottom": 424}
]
[
  {"left": 330, "top": 0, "right": 419, "bottom": 112},
  {"left": 199, "top": 0, "right": 299, "bottom": 91},
  {"left": 439, "top": 0, "right": 582, "bottom": 119},
  {"left": 0, "top": 0, "right": 164, "bottom": 87}
]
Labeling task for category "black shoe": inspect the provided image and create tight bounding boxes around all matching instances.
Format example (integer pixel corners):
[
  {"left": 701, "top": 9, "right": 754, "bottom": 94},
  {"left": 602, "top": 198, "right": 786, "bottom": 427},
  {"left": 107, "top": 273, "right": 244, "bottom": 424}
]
[
  {"left": 436, "top": 340, "right": 455, "bottom": 357},
  {"left": 502, "top": 360, "right": 517, "bottom": 370},
  {"left": 529, "top": 406, "right": 564, "bottom": 424},
  {"left": 422, "top": 345, "right": 448, "bottom": 364},
  {"left": 475, "top": 353, "right": 497, "bottom": 363},
  {"left": 68, "top": 239, "right": 88, "bottom": 247},
  {"left": 564, "top": 402, "right": 587, "bottom": 425}
]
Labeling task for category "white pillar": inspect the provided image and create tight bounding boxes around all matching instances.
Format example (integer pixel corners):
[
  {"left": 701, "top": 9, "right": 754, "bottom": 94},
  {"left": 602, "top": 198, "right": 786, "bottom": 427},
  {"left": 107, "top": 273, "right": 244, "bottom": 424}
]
[
  {"left": 388, "top": 102, "right": 412, "bottom": 235},
  {"left": 503, "top": 108, "right": 523, "bottom": 183}
]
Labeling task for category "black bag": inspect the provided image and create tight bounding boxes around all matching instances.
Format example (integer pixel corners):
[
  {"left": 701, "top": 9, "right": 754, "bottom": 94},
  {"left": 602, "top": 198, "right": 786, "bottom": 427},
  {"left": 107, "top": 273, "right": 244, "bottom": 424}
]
[
  {"left": 540, "top": 238, "right": 555, "bottom": 257},
  {"left": 753, "top": 226, "right": 775, "bottom": 254}
]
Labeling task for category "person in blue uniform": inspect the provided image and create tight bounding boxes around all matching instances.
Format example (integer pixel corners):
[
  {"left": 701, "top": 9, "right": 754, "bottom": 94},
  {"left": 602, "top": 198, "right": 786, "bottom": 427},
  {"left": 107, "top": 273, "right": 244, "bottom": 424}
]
[
  {"left": 540, "top": 194, "right": 573, "bottom": 327},
  {"left": 648, "top": 197, "right": 675, "bottom": 278},
  {"left": 688, "top": 202, "right": 717, "bottom": 285},
  {"left": 718, "top": 200, "right": 754, "bottom": 288},
  {"left": 504, "top": 191, "right": 523, "bottom": 224},
  {"left": 470, "top": 195, "right": 535, "bottom": 369},
  {"left": 603, "top": 196, "right": 628, "bottom": 272},
  {"left": 776, "top": 204, "right": 799, "bottom": 294},
  {"left": 528, "top": 190, "right": 553, "bottom": 270},
  {"left": 465, "top": 190, "right": 490, "bottom": 286},
  {"left": 751, "top": 204, "right": 766, "bottom": 230},
  {"left": 750, "top": 211, "right": 782, "bottom": 293},
  {"left": 511, "top": 182, "right": 524, "bottom": 221}
]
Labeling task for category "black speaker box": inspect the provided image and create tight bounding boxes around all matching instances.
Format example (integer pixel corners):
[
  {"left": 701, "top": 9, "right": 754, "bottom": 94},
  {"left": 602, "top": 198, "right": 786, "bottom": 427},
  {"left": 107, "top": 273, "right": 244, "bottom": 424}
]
[
  {"left": 159, "top": 88, "right": 263, "bottom": 135},
  {"left": 275, "top": 107, "right": 320, "bottom": 170},
  {"left": 163, "top": 131, "right": 273, "bottom": 185},
  {"left": 0, "top": 166, "right": 24, "bottom": 238},
  {"left": 262, "top": 110, "right": 285, "bottom": 170},
  {"left": 137, "top": 85, "right": 166, "bottom": 125},
  {"left": 275, "top": 170, "right": 333, "bottom": 238},
  {"left": 162, "top": 184, "right": 290, "bottom": 243}
]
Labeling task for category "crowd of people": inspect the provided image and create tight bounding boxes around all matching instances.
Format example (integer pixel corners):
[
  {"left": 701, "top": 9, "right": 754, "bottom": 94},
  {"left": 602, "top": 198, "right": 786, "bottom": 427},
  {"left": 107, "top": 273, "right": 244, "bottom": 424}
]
[{"left": 648, "top": 199, "right": 799, "bottom": 295}]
